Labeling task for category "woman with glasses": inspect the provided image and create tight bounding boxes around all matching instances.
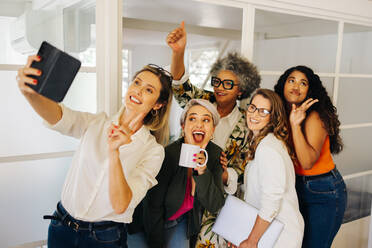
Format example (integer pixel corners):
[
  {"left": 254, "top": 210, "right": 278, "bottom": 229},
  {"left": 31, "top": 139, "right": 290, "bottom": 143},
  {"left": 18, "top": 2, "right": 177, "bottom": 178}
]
[
  {"left": 229, "top": 89, "right": 304, "bottom": 248},
  {"left": 274, "top": 66, "right": 347, "bottom": 248},
  {"left": 167, "top": 22, "right": 261, "bottom": 247},
  {"left": 16, "top": 56, "right": 173, "bottom": 248}
]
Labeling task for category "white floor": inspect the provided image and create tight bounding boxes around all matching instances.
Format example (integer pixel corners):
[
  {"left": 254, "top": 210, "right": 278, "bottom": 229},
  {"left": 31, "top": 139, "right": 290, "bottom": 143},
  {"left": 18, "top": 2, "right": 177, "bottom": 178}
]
[{"left": 332, "top": 216, "right": 370, "bottom": 248}]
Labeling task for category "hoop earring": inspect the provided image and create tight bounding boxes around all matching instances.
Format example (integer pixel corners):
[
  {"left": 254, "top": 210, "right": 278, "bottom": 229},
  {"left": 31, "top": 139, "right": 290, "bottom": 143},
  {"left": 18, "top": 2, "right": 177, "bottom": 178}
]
[{"left": 151, "top": 109, "right": 159, "bottom": 116}]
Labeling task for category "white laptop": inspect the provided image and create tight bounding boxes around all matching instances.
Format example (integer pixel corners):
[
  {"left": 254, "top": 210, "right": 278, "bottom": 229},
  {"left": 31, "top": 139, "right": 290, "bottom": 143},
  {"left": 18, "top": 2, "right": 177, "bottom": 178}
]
[{"left": 212, "top": 195, "right": 284, "bottom": 248}]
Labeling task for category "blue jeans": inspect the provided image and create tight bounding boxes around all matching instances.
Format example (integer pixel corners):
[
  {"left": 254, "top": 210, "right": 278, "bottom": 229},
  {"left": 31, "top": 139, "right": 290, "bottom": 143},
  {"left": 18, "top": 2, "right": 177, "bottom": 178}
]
[
  {"left": 127, "top": 214, "right": 189, "bottom": 248},
  {"left": 296, "top": 167, "right": 347, "bottom": 248},
  {"left": 127, "top": 231, "right": 149, "bottom": 248},
  {"left": 164, "top": 214, "right": 189, "bottom": 248},
  {"left": 47, "top": 202, "right": 128, "bottom": 248}
]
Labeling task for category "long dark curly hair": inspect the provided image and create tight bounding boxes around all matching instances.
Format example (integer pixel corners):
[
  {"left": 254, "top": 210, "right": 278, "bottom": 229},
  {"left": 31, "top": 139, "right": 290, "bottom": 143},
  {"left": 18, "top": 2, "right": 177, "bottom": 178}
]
[
  {"left": 246, "top": 89, "right": 295, "bottom": 161},
  {"left": 274, "top": 65, "right": 343, "bottom": 154}
]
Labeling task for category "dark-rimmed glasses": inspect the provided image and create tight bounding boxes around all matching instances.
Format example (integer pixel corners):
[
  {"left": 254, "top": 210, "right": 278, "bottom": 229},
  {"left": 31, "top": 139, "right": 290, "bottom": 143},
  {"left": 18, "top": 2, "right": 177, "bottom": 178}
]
[
  {"left": 211, "top": 76, "right": 239, "bottom": 90},
  {"left": 246, "top": 104, "right": 271, "bottom": 117},
  {"left": 147, "top": 64, "right": 173, "bottom": 82}
]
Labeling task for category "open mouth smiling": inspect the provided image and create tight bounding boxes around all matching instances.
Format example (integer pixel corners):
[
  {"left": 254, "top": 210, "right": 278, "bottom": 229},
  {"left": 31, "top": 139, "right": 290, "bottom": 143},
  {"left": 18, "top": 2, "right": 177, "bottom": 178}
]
[
  {"left": 192, "top": 130, "right": 205, "bottom": 143},
  {"left": 130, "top": 95, "right": 142, "bottom": 104}
]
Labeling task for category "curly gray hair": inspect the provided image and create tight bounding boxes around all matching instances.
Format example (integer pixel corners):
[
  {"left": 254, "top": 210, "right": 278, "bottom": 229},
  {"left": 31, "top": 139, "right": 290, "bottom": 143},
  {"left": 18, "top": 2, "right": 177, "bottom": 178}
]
[{"left": 210, "top": 52, "right": 261, "bottom": 100}]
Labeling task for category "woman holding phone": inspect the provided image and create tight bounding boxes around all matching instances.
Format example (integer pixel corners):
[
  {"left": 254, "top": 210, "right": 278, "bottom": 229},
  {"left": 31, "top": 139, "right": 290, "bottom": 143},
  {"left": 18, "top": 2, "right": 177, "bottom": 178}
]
[{"left": 16, "top": 55, "right": 173, "bottom": 248}]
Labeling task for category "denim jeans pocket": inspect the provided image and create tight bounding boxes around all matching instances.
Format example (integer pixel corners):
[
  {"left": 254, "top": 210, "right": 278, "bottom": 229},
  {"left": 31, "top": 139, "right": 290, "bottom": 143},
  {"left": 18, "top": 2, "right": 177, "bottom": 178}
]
[
  {"left": 92, "top": 226, "right": 122, "bottom": 243},
  {"left": 306, "top": 177, "right": 336, "bottom": 194}
]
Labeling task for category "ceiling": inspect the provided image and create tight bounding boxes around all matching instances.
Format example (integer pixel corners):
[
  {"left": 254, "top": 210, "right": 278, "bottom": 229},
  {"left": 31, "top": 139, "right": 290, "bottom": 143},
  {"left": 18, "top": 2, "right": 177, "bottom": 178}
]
[{"left": 1, "top": 0, "right": 372, "bottom": 46}]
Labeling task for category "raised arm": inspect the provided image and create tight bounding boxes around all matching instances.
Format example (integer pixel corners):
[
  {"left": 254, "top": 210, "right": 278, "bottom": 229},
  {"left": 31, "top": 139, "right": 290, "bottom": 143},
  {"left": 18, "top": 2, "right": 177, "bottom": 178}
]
[
  {"left": 107, "top": 113, "right": 147, "bottom": 214},
  {"left": 17, "top": 55, "right": 62, "bottom": 125},
  {"left": 167, "top": 21, "right": 186, "bottom": 80},
  {"left": 289, "top": 99, "right": 327, "bottom": 169}
]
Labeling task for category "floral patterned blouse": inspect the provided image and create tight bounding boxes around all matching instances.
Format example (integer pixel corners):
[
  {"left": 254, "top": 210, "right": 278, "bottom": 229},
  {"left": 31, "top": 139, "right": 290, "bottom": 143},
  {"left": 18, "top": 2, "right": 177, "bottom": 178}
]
[{"left": 172, "top": 78, "right": 250, "bottom": 248}]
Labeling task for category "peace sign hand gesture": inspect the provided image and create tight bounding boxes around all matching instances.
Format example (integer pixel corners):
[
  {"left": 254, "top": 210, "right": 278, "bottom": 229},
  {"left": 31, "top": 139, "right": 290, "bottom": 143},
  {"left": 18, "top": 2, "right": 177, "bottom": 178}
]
[
  {"left": 289, "top": 98, "right": 318, "bottom": 127},
  {"left": 107, "top": 112, "right": 146, "bottom": 151}
]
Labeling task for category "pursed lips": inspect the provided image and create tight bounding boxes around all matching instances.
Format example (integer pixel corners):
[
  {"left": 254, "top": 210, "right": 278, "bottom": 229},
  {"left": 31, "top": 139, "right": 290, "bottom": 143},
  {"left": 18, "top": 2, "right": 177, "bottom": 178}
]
[{"left": 289, "top": 90, "right": 301, "bottom": 96}]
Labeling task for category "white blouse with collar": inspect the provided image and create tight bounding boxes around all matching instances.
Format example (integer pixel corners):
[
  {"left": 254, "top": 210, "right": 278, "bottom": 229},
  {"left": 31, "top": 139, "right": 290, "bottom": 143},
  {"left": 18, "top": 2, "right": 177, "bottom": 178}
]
[{"left": 45, "top": 104, "right": 164, "bottom": 223}]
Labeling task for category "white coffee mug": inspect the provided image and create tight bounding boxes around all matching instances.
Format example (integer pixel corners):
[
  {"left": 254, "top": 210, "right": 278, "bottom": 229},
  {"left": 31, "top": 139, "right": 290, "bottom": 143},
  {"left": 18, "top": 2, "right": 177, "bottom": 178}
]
[{"left": 179, "top": 143, "right": 208, "bottom": 168}]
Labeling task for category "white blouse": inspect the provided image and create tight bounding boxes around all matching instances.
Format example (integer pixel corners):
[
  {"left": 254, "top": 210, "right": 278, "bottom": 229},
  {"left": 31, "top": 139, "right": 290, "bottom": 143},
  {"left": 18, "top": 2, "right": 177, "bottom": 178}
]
[
  {"left": 45, "top": 105, "right": 164, "bottom": 223},
  {"left": 243, "top": 133, "right": 304, "bottom": 248}
]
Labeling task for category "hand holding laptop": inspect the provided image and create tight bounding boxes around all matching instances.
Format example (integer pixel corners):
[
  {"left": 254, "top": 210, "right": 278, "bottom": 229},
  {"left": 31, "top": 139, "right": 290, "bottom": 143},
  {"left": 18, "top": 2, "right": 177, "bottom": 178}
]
[{"left": 212, "top": 195, "right": 284, "bottom": 248}]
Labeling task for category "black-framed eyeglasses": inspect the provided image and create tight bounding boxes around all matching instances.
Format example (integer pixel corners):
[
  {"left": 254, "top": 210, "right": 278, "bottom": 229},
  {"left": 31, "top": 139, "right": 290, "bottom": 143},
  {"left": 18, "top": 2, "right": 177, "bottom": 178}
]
[
  {"left": 147, "top": 64, "right": 173, "bottom": 82},
  {"left": 246, "top": 104, "right": 271, "bottom": 117},
  {"left": 211, "top": 76, "right": 239, "bottom": 90}
]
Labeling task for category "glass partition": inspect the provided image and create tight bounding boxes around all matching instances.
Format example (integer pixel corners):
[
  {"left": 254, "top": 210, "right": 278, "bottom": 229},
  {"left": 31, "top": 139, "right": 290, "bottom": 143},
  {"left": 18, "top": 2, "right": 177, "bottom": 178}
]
[
  {"left": 0, "top": 0, "right": 97, "bottom": 157},
  {"left": 337, "top": 78, "right": 372, "bottom": 125},
  {"left": 253, "top": 9, "right": 338, "bottom": 72},
  {"left": 343, "top": 173, "right": 372, "bottom": 223},
  {"left": 334, "top": 127, "right": 372, "bottom": 176},
  {"left": 0, "top": 17, "right": 27, "bottom": 64},
  {"left": 341, "top": 23, "right": 372, "bottom": 74}
]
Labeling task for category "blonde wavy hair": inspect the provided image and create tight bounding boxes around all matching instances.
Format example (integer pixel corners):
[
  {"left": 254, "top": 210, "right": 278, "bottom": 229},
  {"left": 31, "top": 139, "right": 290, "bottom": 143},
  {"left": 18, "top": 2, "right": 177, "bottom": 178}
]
[
  {"left": 246, "top": 89, "right": 294, "bottom": 161},
  {"left": 132, "top": 65, "right": 173, "bottom": 146}
]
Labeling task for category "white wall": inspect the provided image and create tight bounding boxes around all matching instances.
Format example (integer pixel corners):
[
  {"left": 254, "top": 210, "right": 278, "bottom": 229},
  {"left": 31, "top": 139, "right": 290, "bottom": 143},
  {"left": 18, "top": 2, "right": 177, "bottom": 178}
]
[{"left": 128, "top": 44, "right": 171, "bottom": 74}]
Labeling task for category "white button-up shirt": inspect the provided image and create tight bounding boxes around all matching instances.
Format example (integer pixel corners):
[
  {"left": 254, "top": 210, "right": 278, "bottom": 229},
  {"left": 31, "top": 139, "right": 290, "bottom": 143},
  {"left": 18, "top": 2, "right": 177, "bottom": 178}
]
[
  {"left": 45, "top": 105, "right": 164, "bottom": 223},
  {"left": 212, "top": 103, "right": 241, "bottom": 150}
]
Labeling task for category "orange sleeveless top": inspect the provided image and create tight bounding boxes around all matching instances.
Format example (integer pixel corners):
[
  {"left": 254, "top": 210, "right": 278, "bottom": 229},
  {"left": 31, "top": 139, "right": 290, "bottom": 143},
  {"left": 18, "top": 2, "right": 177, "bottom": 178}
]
[{"left": 295, "top": 136, "right": 335, "bottom": 176}]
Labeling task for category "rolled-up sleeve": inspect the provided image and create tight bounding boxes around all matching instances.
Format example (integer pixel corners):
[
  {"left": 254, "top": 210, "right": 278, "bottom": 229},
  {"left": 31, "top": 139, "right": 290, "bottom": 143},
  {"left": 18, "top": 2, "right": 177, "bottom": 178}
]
[
  {"left": 124, "top": 145, "right": 165, "bottom": 212},
  {"left": 224, "top": 167, "right": 238, "bottom": 194},
  {"left": 172, "top": 73, "right": 190, "bottom": 86},
  {"left": 257, "top": 146, "right": 286, "bottom": 222},
  {"left": 44, "top": 104, "right": 103, "bottom": 139}
]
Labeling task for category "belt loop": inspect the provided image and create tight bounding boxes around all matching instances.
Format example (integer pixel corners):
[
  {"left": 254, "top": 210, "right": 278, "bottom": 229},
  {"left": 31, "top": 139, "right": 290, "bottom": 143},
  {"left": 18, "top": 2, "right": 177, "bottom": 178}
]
[
  {"left": 300, "top": 174, "right": 306, "bottom": 183},
  {"left": 330, "top": 167, "right": 337, "bottom": 179},
  {"left": 89, "top": 222, "right": 93, "bottom": 232},
  {"left": 57, "top": 202, "right": 68, "bottom": 222}
]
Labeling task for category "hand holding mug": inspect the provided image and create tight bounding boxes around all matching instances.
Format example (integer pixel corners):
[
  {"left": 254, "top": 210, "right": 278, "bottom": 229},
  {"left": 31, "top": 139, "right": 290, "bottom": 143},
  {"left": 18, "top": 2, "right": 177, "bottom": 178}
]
[
  {"left": 193, "top": 151, "right": 207, "bottom": 175},
  {"left": 179, "top": 143, "right": 208, "bottom": 169}
]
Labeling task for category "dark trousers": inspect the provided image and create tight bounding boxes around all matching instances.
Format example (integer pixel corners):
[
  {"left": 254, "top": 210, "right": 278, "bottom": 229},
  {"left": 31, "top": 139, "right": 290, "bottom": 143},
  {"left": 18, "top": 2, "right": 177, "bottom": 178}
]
[
  {"left": 296, "top": 167, "right": 347, "bottom": 248},
  {"left": 47, "top": 202, "right": 128, "bottom": 248}
]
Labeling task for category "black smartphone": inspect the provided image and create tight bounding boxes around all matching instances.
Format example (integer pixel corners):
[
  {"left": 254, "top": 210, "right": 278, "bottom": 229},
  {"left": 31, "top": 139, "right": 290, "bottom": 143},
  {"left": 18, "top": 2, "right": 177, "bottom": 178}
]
[{"left": 27, "top": 41, "right": 81, "bottom": 102}]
